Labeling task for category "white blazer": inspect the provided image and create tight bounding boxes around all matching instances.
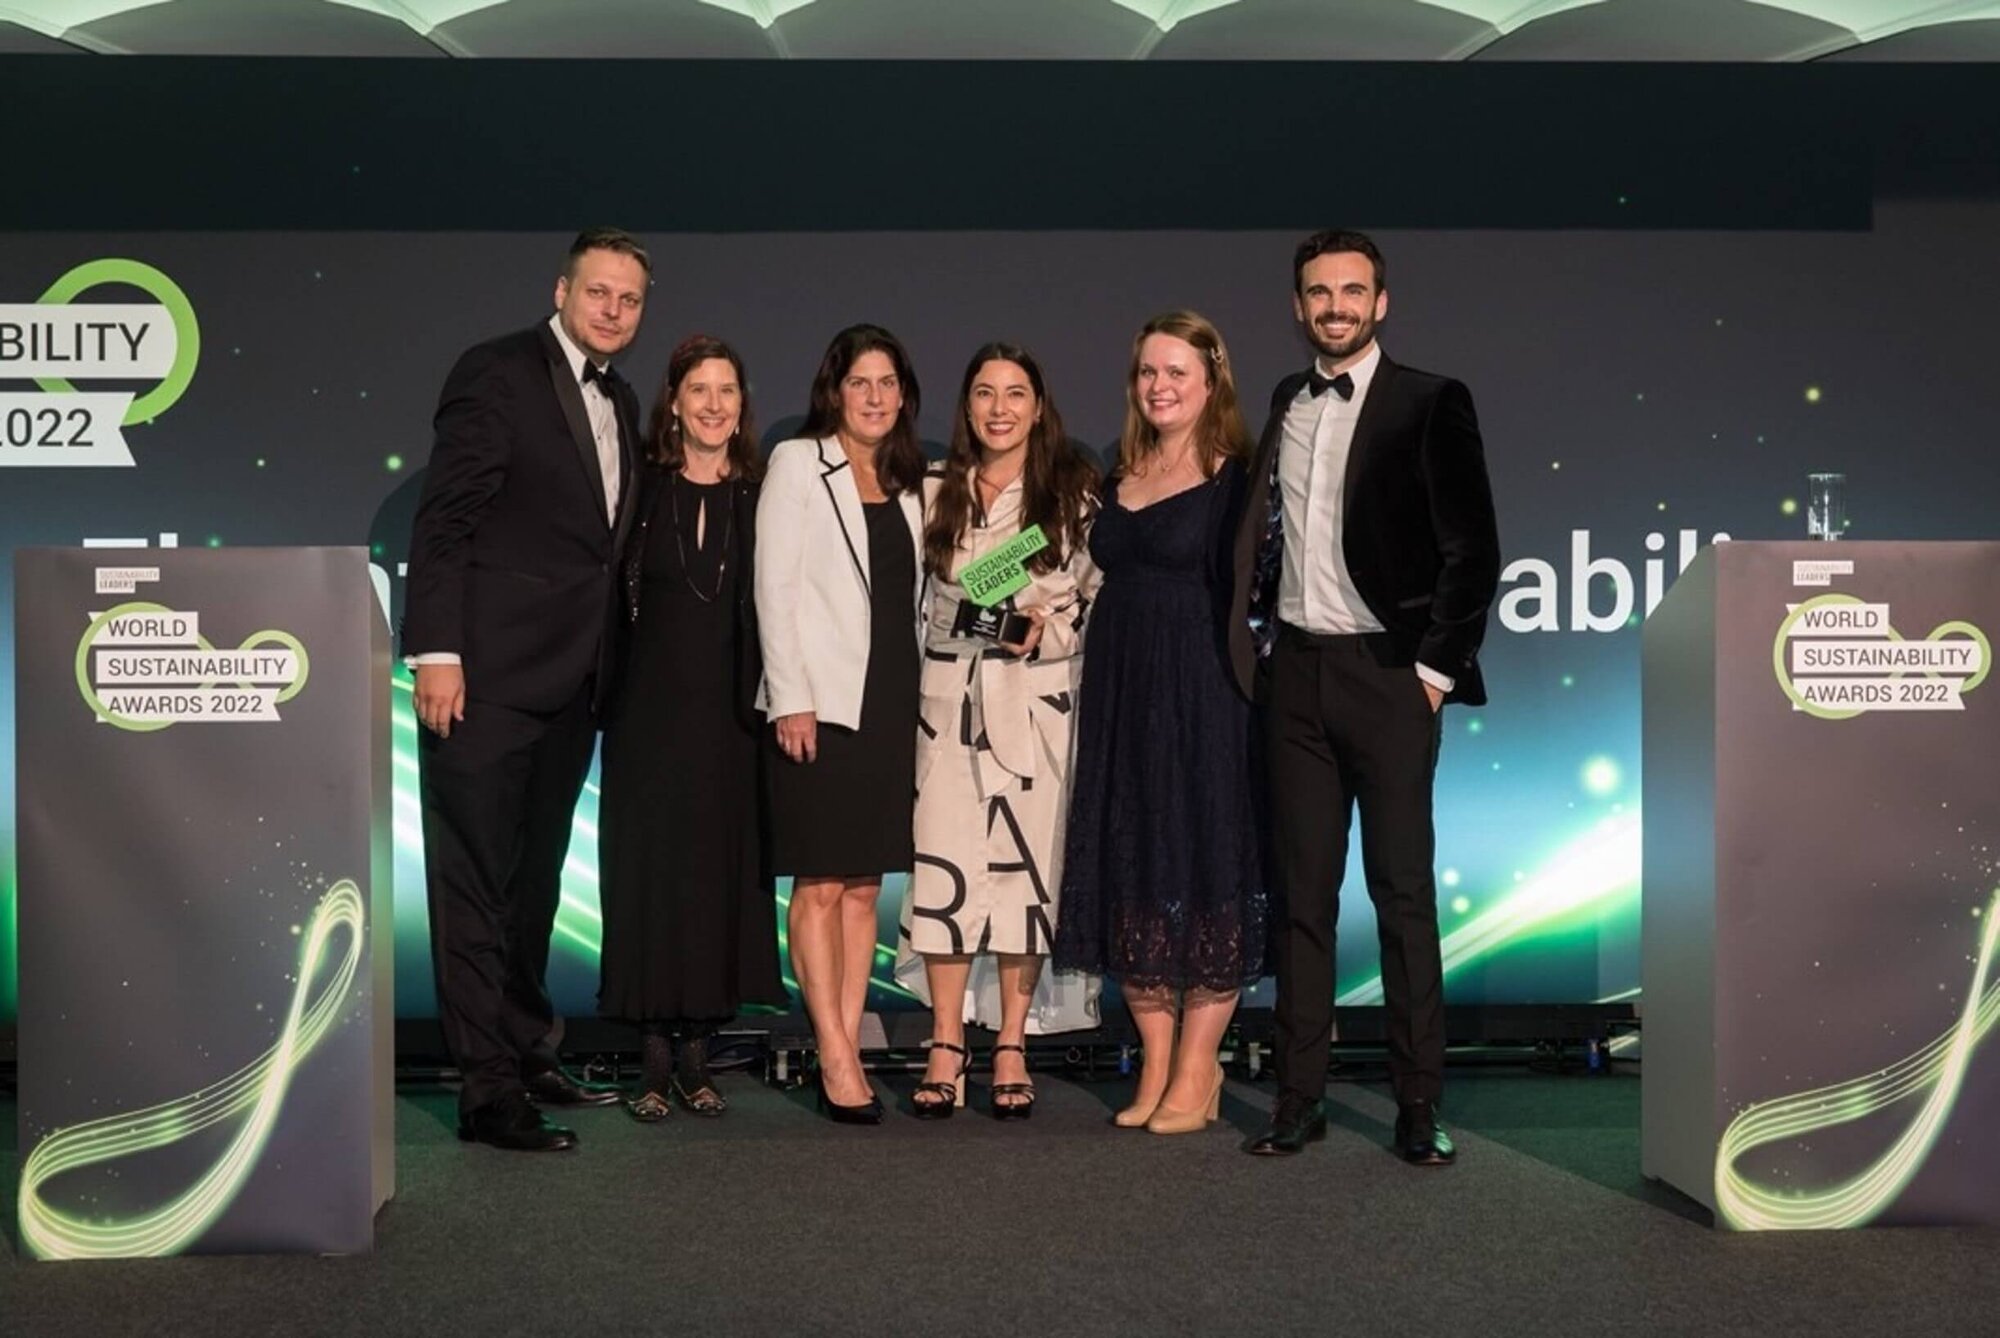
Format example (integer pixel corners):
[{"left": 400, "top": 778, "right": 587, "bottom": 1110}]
[{"left": 755, "top": 436, "right": 926, "bottom": 730}]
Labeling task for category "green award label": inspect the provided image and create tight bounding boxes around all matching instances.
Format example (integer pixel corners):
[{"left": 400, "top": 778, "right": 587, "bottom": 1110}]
[{"left": 959, "top": 524, "right": 1049, "bottom": 607}]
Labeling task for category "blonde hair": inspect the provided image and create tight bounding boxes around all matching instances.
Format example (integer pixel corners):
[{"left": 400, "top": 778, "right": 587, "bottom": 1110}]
[{"left": 1117, "top": 309, "right": 1252, "bottom": 480}]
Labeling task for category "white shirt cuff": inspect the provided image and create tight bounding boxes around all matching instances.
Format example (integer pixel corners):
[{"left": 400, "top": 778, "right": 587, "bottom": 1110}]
[
  {"left": 405, "top": 652, "right": 462, "bottom": 668},
  {"left": 1415, "top": 662, "right": 1454, "bottom": 695}
]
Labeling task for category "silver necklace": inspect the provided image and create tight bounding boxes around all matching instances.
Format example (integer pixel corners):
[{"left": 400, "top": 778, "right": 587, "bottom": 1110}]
[{"left": 669, "top": 473, "right": 734, "bottom": 604}]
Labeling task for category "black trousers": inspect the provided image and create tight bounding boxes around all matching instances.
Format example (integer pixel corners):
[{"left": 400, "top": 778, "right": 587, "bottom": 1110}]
[
  {"left": 418, "top": 685, "right": 597, "bottom": 1115},
  {"left": 1265, "top": 624, "right": 1445, "bottom": 1106}
]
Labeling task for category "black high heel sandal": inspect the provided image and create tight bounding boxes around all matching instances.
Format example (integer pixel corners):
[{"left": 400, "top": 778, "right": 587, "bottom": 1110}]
[
  {"left": 989, "top": 1042, "right": 1036, "bottom": 1121},
  {"left": 912, "top": 1040, "right": 970, "bottom": 1119}
]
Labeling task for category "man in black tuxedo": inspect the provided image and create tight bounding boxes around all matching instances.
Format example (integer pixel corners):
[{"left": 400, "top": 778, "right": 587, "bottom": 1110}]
[
  {"left": 403, "top": 229, "right": 650, "bottom": 1151},
  {"left": 1231, "top": 230, "right": 1500, "bottom": 1163}
]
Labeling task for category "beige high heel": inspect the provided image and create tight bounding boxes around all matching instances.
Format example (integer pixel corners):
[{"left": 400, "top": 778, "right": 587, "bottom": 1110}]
[
  {"left": 1145, "top": 1062, "right": 1224, "bottom": 1136},
  {"left": 1113, "top": 1055, "right": 1174, "bottom": 1128}
]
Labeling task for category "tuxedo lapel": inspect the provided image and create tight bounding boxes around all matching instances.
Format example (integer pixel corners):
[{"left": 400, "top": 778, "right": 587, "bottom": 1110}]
[
  {"left": 537, "top": 323, "right": 611, "bottom": 528},
  {"left": 1341, "top": 353, "right": 1399, "bottom": 503},
  {"left": 816, "top": 437, "right": 871, "bottom": 596}
]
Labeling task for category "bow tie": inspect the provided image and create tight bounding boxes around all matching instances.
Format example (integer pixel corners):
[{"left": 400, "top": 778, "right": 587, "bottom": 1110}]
[
  {"left": 1307, "top": 368, "right": 1355, "bottom": 401},
  {"left": 582, "top": 360, "right": 619, "bottom": 391}
]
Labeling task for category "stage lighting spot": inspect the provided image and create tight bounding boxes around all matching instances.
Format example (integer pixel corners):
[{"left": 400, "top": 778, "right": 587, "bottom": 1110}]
[
  {"left": 1582, "top": 755, "right": 1621, "bottom": 795},
  {"left": 1451, "top": 896, "right": 1471, "bottom": 915},
  {"left": 1805, "top": 385, "right": 1822, "bottom": 403},
  {"left": 1442, "top": 868, "right": 1461, "bottom": 888},
  {"left": 385, "top": 455, "right": 404, "bottom": 472},
  {"left": 1781, "top": 498, "right": 1799, "bottom": 516}
]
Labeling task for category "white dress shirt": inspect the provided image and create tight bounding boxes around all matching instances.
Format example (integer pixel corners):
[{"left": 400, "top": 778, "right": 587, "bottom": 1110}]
[{"left": 1276, "top": 342, "right": 1452, "bottom": 693}]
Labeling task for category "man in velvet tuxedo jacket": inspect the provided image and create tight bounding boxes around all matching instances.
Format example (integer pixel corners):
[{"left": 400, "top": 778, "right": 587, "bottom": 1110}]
[
  {"left": 1229, "top": 230, "right": 1501, "bottom": 1164},
  {"left": 402, "top": 229, "right": 649, "bottom": 1151}
]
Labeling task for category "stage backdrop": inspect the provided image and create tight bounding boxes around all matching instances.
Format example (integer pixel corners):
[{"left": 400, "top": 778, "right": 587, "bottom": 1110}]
[{"left": 5, "top": 202, "right": 1998, "bottom": 1023}]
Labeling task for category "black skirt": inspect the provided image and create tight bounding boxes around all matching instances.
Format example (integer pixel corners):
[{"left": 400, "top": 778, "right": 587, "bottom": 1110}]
[{"left": 766, "top": 499, "right": 919, "bottom": 877}]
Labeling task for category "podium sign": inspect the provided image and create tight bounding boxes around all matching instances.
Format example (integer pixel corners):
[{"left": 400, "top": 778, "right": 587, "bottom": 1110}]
[
  {"left": 14, "top": 546, "right": 393, "bottom": 1258},
  {"left": 1643, "top": 542, "right": 2000, "bottom": 1229}
]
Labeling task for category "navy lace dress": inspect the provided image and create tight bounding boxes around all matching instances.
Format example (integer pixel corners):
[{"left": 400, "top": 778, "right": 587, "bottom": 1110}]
[{"left": 1052, "top": 461, "right": 1270, "bottom": 992}]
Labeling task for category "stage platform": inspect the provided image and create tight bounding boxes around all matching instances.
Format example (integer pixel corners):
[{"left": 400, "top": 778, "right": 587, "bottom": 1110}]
[{"left": 6, "top": 1066, "right": 1997, "bottom": 1336}]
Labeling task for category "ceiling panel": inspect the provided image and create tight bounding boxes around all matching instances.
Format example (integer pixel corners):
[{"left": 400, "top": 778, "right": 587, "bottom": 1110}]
[
  {"left": 438, "top": 0, "right": 774, "bottom": 58},
  {"left": 5, "top": 0, "right": 2000, "bottom": 59},
  {"left": 1821, "top": 18, "right": 2000, "bottom": 60},
  {"left": 1475, "top": 0, "right": 1846, "bottom": 60},
  {"left": 766, "top": 0, "right": 1158, "bottom": 60},
  {"left": 0, "top": 20, "right": 87, "bottom": 51},
  {"left": 78, "top": 0, "right": 439, "bottom": 55},
  {"left": 1149, "top": 0, "right": 1489, "bottom": 60}
]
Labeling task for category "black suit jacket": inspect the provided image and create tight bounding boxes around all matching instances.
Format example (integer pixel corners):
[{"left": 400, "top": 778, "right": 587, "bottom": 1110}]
[
  {"left": 1228, "top": 354, "right": 1501, "bottom": 705},
  {"left": 402, "top": 321, "right": 642, "bottom": 713}
]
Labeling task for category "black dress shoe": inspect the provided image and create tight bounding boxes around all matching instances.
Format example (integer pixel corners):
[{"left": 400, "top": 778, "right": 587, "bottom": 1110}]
[
  {"left": 1247, "top": 1092, "right": 1328, "bottom": 1156},
  {"left": 1394, "top": 1100, "right": 1456, "bottom": 1166},
  {"left": 458, "top": 1094, "right": 578, "bottom": 1152},
  {"left": 524, "top": 1066, "right": 623, "bottom": 1107}
]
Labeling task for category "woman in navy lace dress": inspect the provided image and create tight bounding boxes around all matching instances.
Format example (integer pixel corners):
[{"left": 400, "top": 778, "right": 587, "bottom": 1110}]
[{"left": 1053, "top": 310, "right": 1270, "bottom": 1135}]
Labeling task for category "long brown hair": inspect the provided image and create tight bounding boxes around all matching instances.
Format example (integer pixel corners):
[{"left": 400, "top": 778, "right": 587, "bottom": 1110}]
[
  {"left": 646, "top": 334, "right": 764, "bottom": 482},
  {"left": 1116, "top": 309, "right": 1251, "bottom": 480},
  {"left": 924, "top": 343, "right": 1099, "bottom": 581},
  {"left": 798, "top": 323, "right": 927, "bottom": 496}
]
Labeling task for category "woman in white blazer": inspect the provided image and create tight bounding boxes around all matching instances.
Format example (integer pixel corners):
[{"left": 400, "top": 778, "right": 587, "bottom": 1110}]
[{"left": 756, "top": 323, "right": 926, "bottom": 1124}]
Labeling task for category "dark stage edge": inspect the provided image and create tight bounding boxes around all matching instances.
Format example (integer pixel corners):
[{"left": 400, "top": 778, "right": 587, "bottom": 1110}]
[{"left": 7, "top": 1070, "right": 2000, "bottom": 1337}]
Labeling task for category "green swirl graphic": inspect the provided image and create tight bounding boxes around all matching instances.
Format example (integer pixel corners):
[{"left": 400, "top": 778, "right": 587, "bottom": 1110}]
[
  {"left": 76, "top": 601, "right": 310, "bottom": 732},
  {"left": 18, "top": 879, "right": 365, "bottom": 1260},
  {"left": 35, "top": 258, "right": 201, "bottom": 426},
  {"left": 1714, "top": 890, "right": 2000, "bottom": 1230},
  {"left": 1771, "top": 593, "right": 1990, "bottom": 720}
]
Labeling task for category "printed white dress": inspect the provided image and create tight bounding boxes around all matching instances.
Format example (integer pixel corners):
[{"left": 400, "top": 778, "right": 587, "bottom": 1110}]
[{"left": 894, "top": 475, "right": 1103, "bottom": 1033}]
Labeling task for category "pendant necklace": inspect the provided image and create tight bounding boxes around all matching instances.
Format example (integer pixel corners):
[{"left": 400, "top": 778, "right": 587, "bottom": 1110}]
[{"left": 670, "top": 471, "right": 733, "bottom": 603}]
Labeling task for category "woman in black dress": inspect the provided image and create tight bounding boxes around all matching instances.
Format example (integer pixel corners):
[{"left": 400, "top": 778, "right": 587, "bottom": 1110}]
[
  {"left": 756, "top": 325, "right": 927, "bottom": 1123},
  {"left": 1053, "top": 310, "right": 1270, "bottom": 1135},
  {"left": 599, "top": 335, "right": 786, "bottom": 1120}
]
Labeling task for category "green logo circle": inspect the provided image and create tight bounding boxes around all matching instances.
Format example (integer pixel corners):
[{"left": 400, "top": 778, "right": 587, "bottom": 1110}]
[{"left": 36, "top": 259, "right": 200, "bottom": 426}]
